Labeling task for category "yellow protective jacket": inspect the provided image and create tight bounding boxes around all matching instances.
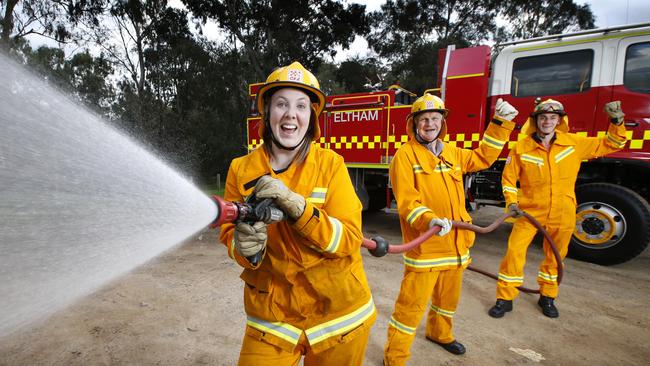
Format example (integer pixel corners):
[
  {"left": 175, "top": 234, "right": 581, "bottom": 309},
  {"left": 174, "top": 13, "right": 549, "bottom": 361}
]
[
  {"left": 220, "top": 144, "right": 375, "bottom": 353},
  {"left": 389, "top": 117, "right": 515, "bottom": 272},
  {"left": 502, "top": 123, "right": 627, "bottom": 229}
]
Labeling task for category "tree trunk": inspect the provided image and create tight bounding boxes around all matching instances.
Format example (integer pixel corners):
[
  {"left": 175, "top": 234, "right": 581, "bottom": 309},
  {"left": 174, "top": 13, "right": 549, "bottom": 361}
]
[{"left": 1, "top": 0, "right": 19, "bottom": 50}]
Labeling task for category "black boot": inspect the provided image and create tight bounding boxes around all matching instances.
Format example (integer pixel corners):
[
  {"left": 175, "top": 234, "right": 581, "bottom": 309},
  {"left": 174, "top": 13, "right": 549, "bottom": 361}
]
[
  {"left": 426, "top": 337, "right": 466, "bottom": 355},
  {"left": 488, "top": 299, "right": 513, "bottom": 318},
  {"left": 538, "top": 296, "right": 559, "bottom": 318}
]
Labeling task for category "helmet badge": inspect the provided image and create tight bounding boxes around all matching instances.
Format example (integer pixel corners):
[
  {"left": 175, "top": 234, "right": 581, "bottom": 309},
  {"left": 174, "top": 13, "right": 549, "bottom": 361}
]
[{"left": 287, "top": 69, "right": 303, "bottom": 82}]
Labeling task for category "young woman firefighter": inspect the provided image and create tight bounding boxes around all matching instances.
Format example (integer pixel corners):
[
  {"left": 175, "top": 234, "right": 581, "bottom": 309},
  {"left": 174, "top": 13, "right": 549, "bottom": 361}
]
[
  {"left": 383, "top": 94, "right": 517, "bottom": 364},
  {"left": 219, "top": 62, "right": 376, "bottom": 366},
  {"left": 488, "top": 99, "right": 627, "bottom": 319}
]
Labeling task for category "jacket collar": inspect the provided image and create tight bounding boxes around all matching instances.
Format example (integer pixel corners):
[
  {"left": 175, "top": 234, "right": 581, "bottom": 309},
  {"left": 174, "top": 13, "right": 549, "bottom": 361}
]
[
  {"left": 239, "top": 144, "right": 319, "bottom": 197},
  {"left": 406, "top": 139, "right": 456, "bottom": 173},
  {"left": 515, "top": 131, "right": 575, "bottom": 154}
]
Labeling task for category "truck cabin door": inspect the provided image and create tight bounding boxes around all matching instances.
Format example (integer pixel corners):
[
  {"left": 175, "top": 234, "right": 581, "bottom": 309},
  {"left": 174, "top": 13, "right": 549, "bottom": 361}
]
[
  {"left": 611, "top": 37, "right": 650, "bottom": 159},
  {"left": 506, "top": 44, "right": 601, "bottom": 137}
]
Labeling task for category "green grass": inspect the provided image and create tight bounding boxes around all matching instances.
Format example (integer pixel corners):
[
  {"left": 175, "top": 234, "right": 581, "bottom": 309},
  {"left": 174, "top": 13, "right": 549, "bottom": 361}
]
[{"left": 202, "top": 185, "right": 224, "bottom": 197}]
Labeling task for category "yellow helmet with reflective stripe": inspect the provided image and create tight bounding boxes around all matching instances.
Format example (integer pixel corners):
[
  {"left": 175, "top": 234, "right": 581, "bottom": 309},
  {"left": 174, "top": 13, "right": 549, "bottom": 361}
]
[
  {"left": 406, "top": 94, "right": 449, "bottom": 139},
  {"left": 257, "top": 61, "right": 325, "bottom": 141},
  {"left": 522, "top": 98, "right": 570, "bottom": 134}
]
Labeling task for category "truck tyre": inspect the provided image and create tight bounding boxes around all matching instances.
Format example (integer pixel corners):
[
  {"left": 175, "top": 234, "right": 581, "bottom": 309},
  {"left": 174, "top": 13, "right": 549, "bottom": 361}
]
[{"left": 570, "top": 183, "right": 650, "bottom": 265}]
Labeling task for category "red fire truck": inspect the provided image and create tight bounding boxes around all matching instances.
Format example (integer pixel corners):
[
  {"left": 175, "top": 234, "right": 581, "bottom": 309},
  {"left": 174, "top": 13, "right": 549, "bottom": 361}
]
[{"left": 246, "top": 23, "right": 650, "bottom": 265}]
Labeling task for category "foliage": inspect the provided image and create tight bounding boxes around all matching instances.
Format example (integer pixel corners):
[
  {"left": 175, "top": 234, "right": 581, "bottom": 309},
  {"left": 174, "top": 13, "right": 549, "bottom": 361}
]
[
  {"left": 0, "top": 0, "right": 106, "bottom": 50},
  {"left": 365, "top": 0, "right": 594, "bottom": 93},
  {"left": 1, "top": 0, "right": 598, "bottom": 185},
  {"left": 181, "top": 0, "right": 371, "bottom": 79},
  {"left": 497, "top": 0, "right": 595, "bottom": 42}
]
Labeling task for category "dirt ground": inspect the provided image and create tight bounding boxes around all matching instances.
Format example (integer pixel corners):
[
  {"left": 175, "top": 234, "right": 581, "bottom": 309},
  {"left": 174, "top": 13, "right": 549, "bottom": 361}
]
[{"left": 1, "top": 206, "right": 649, "bottom": 365}]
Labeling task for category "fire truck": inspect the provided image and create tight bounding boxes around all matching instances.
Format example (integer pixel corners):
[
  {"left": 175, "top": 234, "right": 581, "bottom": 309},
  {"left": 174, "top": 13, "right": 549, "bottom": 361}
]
[{"left": 246, "top": 23, "right": 650, "bottom": 265}]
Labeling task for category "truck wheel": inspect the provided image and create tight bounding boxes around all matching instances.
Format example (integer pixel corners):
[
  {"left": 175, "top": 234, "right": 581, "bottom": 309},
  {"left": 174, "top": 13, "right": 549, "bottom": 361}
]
[{"left": 570, "top": 183, "right": 650, "bottom": 265}]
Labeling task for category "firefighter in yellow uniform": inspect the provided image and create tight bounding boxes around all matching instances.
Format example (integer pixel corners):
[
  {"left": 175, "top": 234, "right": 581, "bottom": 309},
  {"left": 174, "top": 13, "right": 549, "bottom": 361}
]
[
  {"left": 220, "top": 62, "right": 376, "bottom": 366},
  {"left": 384, "top": 94, "right": 517, "bottom": 364},
  {"left": 488, "top": 99, "right": 627, "bottom": 319}
]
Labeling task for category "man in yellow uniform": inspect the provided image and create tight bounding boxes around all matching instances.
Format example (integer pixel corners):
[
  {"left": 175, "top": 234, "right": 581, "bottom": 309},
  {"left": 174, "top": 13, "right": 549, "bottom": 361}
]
[
  {"left": 220, "top": 62, "right": 376, "bottom": 365},
  {"left": 489, "top": 99, "right": 627, "bottom": 319},
  {"left": 383, "top": 94, "right": 517, "bottom": 364}
]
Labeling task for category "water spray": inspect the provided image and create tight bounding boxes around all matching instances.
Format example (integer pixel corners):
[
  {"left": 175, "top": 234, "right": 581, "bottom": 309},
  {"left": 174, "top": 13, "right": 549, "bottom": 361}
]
[{"left": 0, "top": 52, "right": 216, "bottom": 337}]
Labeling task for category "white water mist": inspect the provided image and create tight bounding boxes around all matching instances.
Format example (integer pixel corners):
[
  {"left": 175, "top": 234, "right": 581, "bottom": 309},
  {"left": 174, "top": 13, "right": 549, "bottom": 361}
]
[{"left": 0, "top": 53, "right": 218, "bottom": 337}]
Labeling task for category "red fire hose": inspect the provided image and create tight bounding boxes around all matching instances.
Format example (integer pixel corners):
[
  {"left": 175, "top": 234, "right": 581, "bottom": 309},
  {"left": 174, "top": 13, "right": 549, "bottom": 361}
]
[
  {"left": 361, "top": 211, "right": 563, "bottom": 294},
  {"left": 211, "top": 195, "right": 562, "bottom": 294}
]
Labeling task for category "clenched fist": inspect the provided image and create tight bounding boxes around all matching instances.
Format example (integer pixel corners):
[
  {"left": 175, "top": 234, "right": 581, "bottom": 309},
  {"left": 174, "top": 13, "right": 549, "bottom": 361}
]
[{"left": 494, "top": 98, "right": 519, "bottom": 121}]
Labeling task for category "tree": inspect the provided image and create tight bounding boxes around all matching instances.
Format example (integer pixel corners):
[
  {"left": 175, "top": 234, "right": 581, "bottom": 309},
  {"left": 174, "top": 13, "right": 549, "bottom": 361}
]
[
  {"left": 497, "top": 0, "right": 594, "bottom": 42},
  {"left": 181, "top": 0, "right": 370, "bottom": 80},
  {"left": 0, "top": 0, "right": 105, "bottom": 50},
  {"left": 367, "top": 0, "right": 500, "bottom": 62},
  {"left": 333, "top": 56, "right": 387, "bottom": 93},
  {"left": 366, "top": 0, "right": 595, "bottom": 93}
]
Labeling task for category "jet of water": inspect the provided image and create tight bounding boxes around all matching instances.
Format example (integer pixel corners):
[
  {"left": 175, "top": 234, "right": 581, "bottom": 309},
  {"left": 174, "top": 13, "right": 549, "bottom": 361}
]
[{"left": 0, "top": 52, "right": 218, "bottom": 337}]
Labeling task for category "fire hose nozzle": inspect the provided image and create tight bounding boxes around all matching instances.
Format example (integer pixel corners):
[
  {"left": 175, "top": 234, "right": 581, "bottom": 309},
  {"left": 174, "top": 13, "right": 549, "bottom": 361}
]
[
  {"left": 209, "top": 195, "right": 240, "bottom": 228},
  {"left": 209, "top": 195, "right": 287, "bottom": 228}
]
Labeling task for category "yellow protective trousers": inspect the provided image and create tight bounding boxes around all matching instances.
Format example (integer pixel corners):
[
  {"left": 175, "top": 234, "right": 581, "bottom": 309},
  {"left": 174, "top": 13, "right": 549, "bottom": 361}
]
[
  {"left": 238, "top": 321, "right": 371, "bottom": 366},
  {"left": 384, "top": 268, "right": 463, "bottom": 366},
  {"left": 496, "top": 218, "right": 573, "bottom": 300}
]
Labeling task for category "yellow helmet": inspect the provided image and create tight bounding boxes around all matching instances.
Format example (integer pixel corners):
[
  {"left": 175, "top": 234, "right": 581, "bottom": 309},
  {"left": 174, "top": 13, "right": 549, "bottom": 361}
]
[
  {"left": 522, "top": 98, "right": 570, "bottom": 135},
  {"left": 406, "top": 94, "right": 449, "bottom": 139},
  {"left": 257, "top": 62, "right": 325, "bottom": 141}
]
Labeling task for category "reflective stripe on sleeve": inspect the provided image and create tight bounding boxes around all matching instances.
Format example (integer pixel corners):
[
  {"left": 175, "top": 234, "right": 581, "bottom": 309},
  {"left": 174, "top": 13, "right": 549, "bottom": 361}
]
[
  {"left": 324, "top": 217, "right": 343, "bottom": 253},
  {"left": 607, "top": 133, "right": 626, "bottom": 148},
  {"left": 481, "top": 134, "right": 506, "bottom": 149},
  {"left": 229, "top": 239, "right": 236, "bottom": 259},
  {"left": 502, "top": 185, "right": 518, "bottom": 194},
  {"left": 406, "top": 206, "right": 432, "bottom": 226},
  {"left": 306, "top": 187, "right": 327, "bottom": 204}
]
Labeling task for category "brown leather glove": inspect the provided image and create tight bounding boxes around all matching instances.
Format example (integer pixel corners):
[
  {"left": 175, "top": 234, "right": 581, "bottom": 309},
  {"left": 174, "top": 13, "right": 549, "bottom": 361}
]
[
  {"left": 234, "top": 221, "right": 267, "bottom": 257},
  {"left": 604, "top": 101, "right": 625, "bottom": 125},
  {"left": 255, "top": 175, "right": 306, "bottom": 220}
]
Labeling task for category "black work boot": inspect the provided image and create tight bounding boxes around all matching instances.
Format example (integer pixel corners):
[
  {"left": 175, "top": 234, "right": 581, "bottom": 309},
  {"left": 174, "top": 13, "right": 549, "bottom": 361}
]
[
  {"left": 538, "top": 296, "right": 559, "bottom": 318},
  {"left": 488, "top": 299, "right": 513, "bottom": 318},
  {"left": 426, "top": 337, "right": 466, "bottom": 355}
]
